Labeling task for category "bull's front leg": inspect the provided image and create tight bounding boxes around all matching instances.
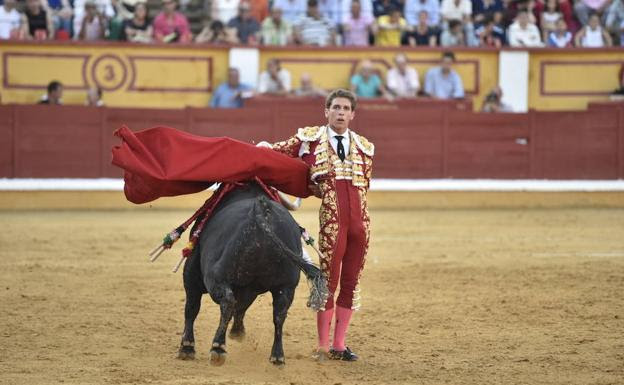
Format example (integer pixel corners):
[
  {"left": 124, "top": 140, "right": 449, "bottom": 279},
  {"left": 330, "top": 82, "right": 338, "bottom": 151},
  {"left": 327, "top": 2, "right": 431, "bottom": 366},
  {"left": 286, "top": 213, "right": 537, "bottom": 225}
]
[
  {"left": 210, "top": 285, "right": 235, "bottom": 366},
  {"left": 178, "top": 258, "right": 204, "bottom": 360},
  {"left": 269, "top": 286, "right": 295, "bottom": 366}
]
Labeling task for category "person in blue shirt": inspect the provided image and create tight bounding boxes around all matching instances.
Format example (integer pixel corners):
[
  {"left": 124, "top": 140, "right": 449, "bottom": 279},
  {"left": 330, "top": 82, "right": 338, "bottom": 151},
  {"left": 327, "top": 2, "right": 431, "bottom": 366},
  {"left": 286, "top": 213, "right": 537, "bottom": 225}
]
[
  {"left": 350, "top": 59, "right": 391, "bottom": 99},
  {"left": 424, "top": 51, "right": 465, "bottom": 99},
  {"left": 210, "top": 67, "right": 254, "bottom": 108}
]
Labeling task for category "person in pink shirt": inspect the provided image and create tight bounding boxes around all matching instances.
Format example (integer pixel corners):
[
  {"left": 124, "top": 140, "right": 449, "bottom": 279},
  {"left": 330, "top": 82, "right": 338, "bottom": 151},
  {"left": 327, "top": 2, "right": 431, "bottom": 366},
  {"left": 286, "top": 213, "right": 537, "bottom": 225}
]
[
  {"left": 153, "top": 0, "right": 191, "bottom": 43},
  {"left": 342, "top": 0, "right": 374, "bottom": 45}
]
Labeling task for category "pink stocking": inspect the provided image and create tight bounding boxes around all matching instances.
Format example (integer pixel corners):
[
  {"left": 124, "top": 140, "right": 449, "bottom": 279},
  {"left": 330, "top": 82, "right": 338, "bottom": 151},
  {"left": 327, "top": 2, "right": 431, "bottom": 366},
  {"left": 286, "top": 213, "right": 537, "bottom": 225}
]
[
  {"left": 316, "top": 308, "right": 334, "bottom": 351},
  {"left": 332, "top": 306, "right": 353, "bottom": 351}
]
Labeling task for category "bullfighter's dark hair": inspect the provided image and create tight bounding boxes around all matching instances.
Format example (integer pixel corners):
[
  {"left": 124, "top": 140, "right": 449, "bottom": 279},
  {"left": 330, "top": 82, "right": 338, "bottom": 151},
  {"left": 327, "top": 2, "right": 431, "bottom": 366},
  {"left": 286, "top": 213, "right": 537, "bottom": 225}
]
[{"left": 325, "top": 89, "right": 357, "bottom": 111}]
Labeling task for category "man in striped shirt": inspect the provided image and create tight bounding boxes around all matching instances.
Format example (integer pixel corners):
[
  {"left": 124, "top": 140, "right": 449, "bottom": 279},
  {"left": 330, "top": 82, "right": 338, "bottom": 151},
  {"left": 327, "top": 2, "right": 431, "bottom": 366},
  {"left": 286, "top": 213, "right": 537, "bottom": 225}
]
[{"left": 294, "top": 0, "right": 336, "bottom": 46}]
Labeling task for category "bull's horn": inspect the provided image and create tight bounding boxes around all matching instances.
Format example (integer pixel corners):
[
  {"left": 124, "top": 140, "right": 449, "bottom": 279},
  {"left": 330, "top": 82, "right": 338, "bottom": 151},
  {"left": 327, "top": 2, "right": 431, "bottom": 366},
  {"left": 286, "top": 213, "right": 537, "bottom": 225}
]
[{"left": 277, "top": 191, "right": 302, "bottom": 211}]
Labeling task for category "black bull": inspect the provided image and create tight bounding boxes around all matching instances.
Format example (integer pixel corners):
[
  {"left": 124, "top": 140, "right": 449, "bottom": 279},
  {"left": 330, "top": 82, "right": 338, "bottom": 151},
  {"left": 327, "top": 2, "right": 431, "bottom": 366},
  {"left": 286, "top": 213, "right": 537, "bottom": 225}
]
[{"left": 177, "top": 182, "right": 325, "bottom": 366}]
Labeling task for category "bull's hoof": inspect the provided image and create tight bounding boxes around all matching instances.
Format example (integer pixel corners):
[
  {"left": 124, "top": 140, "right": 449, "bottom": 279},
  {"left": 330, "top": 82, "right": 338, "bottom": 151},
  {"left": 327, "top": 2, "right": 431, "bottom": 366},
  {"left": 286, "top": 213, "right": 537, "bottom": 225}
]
[
  {"left": 229, "top": 329, "right": 246, "bottom": 341},
  {"left": 210, "top": 344, "right": 227, "bottom": 366},
  {"left": 177, "top": 341, "right": 196, "bottom": 360},
  {"left": 270, "top": 356, "right": 285, "bottom": 366}
]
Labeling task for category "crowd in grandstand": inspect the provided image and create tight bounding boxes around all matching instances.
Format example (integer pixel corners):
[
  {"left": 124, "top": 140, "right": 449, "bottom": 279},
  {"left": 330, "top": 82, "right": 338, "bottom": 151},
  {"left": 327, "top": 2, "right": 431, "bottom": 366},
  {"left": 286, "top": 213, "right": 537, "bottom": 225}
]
[
  {"left": 208, "top": 50, "right": 466, "bottom": 107},
  {"left": 0, "top": 0, "right": 623, "bottom": 46}
]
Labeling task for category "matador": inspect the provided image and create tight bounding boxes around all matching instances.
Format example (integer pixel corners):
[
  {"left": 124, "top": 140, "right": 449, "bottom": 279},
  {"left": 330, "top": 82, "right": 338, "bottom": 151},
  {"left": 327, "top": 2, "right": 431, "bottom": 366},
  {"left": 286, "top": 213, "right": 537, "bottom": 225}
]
[{"left": 262, "top": 89, "right": 374, "bottom": 361}]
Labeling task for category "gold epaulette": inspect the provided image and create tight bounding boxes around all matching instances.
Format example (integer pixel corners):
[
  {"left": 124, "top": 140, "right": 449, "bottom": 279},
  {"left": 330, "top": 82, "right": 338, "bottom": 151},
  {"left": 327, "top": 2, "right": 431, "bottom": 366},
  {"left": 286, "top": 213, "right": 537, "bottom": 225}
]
[
  {"left": 296, "top": 126, "right": 325, "bottom": 142},
  {"left": 352, "top": 132, "right": 375, "bottom": 156}
]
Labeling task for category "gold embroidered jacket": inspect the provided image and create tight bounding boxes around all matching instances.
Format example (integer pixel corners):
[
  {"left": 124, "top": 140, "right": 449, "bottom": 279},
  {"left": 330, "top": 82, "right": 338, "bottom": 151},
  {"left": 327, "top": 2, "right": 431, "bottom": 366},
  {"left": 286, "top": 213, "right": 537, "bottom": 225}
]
[{"left": 271, "top": 126, "right": 374, "bottom": 267}]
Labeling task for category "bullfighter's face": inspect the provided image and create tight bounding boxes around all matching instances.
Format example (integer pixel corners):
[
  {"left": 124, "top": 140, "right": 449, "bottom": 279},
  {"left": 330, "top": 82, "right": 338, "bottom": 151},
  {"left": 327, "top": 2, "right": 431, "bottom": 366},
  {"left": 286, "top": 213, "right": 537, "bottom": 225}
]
[{"left": 325, "top": 97, "right": 354, "bottom": 134}]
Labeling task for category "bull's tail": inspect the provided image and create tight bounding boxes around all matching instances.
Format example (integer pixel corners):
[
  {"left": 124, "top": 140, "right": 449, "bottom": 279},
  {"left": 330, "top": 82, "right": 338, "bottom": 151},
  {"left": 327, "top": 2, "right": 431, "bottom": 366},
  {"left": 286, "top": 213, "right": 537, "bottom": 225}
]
[{"left": 254, "top": 195, "right": 329, "bottom": 311}]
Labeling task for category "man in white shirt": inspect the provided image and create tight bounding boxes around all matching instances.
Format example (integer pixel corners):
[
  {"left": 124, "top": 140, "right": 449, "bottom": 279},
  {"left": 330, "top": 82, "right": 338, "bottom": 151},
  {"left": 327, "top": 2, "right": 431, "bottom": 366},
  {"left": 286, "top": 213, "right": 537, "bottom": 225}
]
[
  {"left": 508, "top": 10, "right": 543, "bottom": 47},
  {"left": 257, "top": 58, "right": 292, "bottom": 95},
  {"left": 0, "top": 0, "right": 22, "bottom": 39},
  {"left": 386, "top": 53, "right": 420, "bottom": 97}
]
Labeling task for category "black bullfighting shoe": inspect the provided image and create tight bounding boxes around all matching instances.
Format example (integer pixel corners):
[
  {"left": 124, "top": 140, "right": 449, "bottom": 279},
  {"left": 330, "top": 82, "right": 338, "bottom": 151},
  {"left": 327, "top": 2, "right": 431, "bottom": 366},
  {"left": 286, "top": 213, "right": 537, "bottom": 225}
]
[{"left": 329, "top": 347, "right": 359, "bottom": 361}]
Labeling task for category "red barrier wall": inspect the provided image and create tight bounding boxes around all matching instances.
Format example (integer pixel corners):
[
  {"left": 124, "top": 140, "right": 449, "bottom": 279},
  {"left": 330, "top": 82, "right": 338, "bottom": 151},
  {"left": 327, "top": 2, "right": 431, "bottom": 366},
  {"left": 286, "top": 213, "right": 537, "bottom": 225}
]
[{"left": 1, "top": 100, "right": 623, "bottom": 180}]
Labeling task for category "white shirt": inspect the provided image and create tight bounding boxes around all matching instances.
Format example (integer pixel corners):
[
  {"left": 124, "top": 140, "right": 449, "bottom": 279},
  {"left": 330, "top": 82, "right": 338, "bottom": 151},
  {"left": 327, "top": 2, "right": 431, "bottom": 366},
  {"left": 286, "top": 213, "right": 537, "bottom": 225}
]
[
  {"left": 440, "top": 0, "right": 472, "bottom": 21},
  {"left": 386, "top": 66, "right": 420, "bottom": 97},
  {"left": 581, "top": 26, "right": 605, "bottom": 47},
  {"left": 257, "top": 68, "right": 291, "bottom": 93},
  {"left": 327, "top": 126, "right": 350, "bottom": 158},
  {"left": 508, "top": 21, "right": 543, "bottom": 47},
  {"left": 211, "top": 0, "right": 240, "bottom": 24},
  {"left": 296, "top": 126, "right": 351, "bottom": 158},
  {"left": 0, "top": 6, "right": 21, "bottom": 39}
]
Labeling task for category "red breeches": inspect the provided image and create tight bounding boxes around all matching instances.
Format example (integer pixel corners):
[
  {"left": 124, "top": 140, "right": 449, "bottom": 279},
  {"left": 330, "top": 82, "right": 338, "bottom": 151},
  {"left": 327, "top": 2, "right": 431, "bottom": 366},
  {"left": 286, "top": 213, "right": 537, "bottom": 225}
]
[{"left": 324, "top": 180, "right": 367, "bottom": 310}]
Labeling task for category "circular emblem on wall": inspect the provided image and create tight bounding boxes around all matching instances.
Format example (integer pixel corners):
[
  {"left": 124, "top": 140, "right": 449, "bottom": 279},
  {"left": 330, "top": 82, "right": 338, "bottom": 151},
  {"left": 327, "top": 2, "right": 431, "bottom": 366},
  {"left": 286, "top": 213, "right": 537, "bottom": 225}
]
[{"left": 91, "top": 54, "right": 128, "bottom": 91}]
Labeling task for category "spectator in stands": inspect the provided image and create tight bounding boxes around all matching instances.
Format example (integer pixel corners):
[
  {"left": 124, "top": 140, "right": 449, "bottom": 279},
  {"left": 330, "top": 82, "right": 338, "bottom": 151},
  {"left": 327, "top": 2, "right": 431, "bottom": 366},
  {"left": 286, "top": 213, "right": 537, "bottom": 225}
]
[
  {"left": 122, "top": 2, "right": 152, "bottom": 43},
  {"left": 405, "top": 10, "right": 437, "bottom": 45},
  {"left": 350, "top": 59, "right": 392, "bottom": 99},
  {"left": 294, "top": 0, "right": 335, "bottom": 46},
  {"left": 440, "top": 19, "right": 466, "bottom": 45},
  {"left": 441, "top": 0, "right": 477, "bottom": 46},
  {"left": 575, "top": 12, "right": 613, "bottom": 45},
  {"left": 0, "top": 0, "right": 23, "bottom": 40},
  {"left": 258, "top": 58, "right": 292, "bottom": 95},
  {"left": 86, "top": 87, "right": 104, "bottom": 106},
  {"left": 77, "top": 1, "right": 106, "bottom": 40},
  {"left": 211, "top": 0, "right": 240, "bottom": 24},
  {"left": 374, "top": 5, "right": 408, "bottom": 46},
  {"left": 540, "top": 0, "right": 562, "bottom": 40},
  {"left": 273, "top": 0, "right": 307, "bottom": 24},
  {"left": 424, "top": 51, "right": 464, "bottom": 99},
  {"left": 42, "top": 0, "right": 73, "bottom": 38},
  {"left": 476, "top": 15, "right": 504, "bottom": 47},
  {"left": 23, "top": 0, "right": 54, "bottom": 40},
  {"left": 373, "top": 0, "right": 402, "bottom": 17},
  {"left": 386, "top": 53, "right": 420, "bottom": 98},
  {"left": 547, "top": 18, "right": 573, "bottom": 46},
  {"left": 481, "top": 86, "right": 512, "bottom": 112},
  {"left": 292, "top": 72, "right": 328, "bottom": 97},
  {"left": 153, "top": 0, "right": 191, "bottom": 43},
  {"left": 228, "top": 1, "right": 261, "bottom": 44},
  {"left": 491, "top": 10, "right": 507, "bottom": 43},
  {"left": 508, "top": 10, "right": 543, "bottom": 46},
  {"left": 605, "top": 0, "right": 624, "bottom": 40},
  {"left": 73, "top": 0, "right": 114, "bottom": 39},
  {"left": 404, "top": 0, "right": 440, "bottom": 28},
  {"left": 195, "top": 17, "right": 238, "bottom": 43},
  {"left": 343, "top": 0, "right": 374, "bottom": 46},
  {"left": 317, "top": 0, "right": 373, "bottom": 26},
  {"left": 441, "top": 0, "right": 472, "bottom": 26},
  {"left": 39, "top": 81, "right": 63, "bottom": 105},
  {"left": 574, "top": 0, "right": 612, "bottom": 25},
  {"left": 260, "top": 7, "right": 293, "bottom": 45},
  {"left": 472, "top": 0, "right": 503, "bottom": 24},
  {"left": 210, "top": 67, "right": 253, "bottom": 108}
]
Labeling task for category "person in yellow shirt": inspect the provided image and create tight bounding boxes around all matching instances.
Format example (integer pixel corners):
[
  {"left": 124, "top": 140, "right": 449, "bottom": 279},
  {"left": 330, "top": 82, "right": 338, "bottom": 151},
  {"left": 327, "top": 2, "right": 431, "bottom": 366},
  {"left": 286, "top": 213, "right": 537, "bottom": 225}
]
[{"left": 374, "top": 6, "right": 408, "bottom": 46}]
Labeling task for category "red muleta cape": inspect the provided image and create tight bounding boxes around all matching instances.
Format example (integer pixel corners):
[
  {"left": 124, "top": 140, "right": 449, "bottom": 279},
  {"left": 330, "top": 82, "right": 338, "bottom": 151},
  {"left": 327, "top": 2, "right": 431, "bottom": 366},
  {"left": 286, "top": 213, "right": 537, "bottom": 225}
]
[{"left": 111, "top": 126, "right": 311, "bottom": 204}]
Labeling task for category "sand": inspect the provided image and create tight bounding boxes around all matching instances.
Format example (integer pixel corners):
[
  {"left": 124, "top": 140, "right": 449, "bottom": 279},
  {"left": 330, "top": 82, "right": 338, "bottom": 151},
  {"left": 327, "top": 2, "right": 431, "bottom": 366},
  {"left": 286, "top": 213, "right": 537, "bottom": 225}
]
[{"left": 1, "top": 205, "right": 623, "bottom": 385}]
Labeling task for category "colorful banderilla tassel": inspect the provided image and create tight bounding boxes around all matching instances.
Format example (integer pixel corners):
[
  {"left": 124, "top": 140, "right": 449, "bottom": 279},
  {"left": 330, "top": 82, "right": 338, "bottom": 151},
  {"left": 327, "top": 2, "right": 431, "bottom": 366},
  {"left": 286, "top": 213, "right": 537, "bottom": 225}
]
[{"left": 149, "top": 226, "right": 185, "bottom": 262}]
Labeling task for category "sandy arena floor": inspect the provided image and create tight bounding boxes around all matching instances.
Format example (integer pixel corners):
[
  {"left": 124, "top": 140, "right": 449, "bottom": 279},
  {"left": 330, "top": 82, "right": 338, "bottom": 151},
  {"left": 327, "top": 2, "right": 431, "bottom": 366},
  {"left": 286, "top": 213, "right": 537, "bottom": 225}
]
[{"left": 1, "top": 205, "right": 623, "bottom": 385}]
